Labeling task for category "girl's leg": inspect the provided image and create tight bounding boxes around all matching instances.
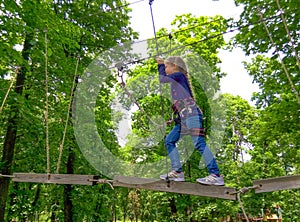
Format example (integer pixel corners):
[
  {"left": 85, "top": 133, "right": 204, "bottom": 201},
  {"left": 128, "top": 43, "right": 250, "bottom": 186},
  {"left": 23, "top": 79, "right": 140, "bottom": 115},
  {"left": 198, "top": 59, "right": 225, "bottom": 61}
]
[
  {"left": 185, "top": 115, "right": 220, "bottom": 175},
  {"left": 164, "top": 123, "right": 182, "bottom": 172},
  {"left": 192, "top": 135, "right": 220, "bottom": 175}
]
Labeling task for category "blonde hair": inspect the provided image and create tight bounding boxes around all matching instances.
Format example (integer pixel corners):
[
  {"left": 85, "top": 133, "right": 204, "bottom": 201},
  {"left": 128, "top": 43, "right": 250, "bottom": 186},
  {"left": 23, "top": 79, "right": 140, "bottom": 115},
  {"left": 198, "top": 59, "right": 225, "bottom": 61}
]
[{"left": 165, "top": 56, "right": 195, "bottom": 98}]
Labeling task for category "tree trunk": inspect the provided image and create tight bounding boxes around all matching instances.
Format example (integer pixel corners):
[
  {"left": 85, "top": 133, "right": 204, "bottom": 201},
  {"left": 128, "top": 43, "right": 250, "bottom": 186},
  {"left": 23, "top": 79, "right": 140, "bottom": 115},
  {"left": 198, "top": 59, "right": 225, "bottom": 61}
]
[
  {"left": 0, "top": 30, "right": 33, "bottom": 221},
  {"left": 64, "top": 77, "right": 78, "bottom": 222},
  {"left": 169, "top": 197, "right": 177, "bottom": 221},
  {"left": 64, "top": 146, "right": 75, "bottom": 222}
]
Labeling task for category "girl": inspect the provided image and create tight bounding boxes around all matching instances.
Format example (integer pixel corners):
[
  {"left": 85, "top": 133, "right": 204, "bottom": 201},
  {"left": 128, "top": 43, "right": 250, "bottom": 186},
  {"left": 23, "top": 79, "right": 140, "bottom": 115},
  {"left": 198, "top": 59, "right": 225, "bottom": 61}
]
[{"left": 156, "top": 56, "right": 224, "bottom": 186}]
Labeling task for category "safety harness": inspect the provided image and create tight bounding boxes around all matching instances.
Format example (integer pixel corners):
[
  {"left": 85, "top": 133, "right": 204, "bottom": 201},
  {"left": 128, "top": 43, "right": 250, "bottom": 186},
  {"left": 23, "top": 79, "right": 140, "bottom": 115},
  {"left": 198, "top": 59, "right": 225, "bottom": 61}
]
[
  {"left": 171, "top": 97, "right": 206, "bottom": 137},
  {"left": 172, "top": 97, "right": 197, "bottom": 117}
]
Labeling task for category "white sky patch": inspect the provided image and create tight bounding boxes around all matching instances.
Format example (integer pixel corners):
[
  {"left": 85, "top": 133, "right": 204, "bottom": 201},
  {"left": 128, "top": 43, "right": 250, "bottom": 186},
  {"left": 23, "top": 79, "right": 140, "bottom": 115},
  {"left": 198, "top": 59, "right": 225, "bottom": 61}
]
[{"left": 13, "top": 44, "right": 23, "bottom": 51}]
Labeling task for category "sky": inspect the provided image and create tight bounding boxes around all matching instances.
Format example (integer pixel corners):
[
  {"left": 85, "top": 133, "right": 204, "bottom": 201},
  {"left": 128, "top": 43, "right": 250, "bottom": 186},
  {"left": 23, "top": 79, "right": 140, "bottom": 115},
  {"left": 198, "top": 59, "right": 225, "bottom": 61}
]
[{"left": 128, "top": 0, "right": 260, "bottom": 103}]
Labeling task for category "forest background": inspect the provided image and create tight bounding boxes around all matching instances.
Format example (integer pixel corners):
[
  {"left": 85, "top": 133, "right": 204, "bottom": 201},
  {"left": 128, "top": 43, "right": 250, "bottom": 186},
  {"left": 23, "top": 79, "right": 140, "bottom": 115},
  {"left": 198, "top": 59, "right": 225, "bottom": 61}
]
[{"left": 0, "top": 0, "right": 299, "bottom": 221}]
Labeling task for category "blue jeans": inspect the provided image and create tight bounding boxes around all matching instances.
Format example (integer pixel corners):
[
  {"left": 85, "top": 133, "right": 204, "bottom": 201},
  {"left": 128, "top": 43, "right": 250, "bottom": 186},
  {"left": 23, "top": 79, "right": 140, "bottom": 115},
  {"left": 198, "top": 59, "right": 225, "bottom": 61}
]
[{"left": 164, "top": 115, "right": 220, "bottom": 175}]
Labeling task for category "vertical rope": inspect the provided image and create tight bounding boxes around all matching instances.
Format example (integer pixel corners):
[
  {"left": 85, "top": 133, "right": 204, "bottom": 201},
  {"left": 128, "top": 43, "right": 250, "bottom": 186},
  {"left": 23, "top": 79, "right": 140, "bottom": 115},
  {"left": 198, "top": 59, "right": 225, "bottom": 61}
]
[
  {"left": 234, "top": 186, "right": 259, "bottom": 222},
  {"left": 56, "top": 56, "right": 80, "bottom": 174},
  {"left": 168, "top": 33, "right": 173, "bottom": 56},
  {"left": 149, "top": 0, "right": 170, "bottom": 181},
  {"left": 44, "top": 28, "right": 50, "bottom": 174},
  {"left": 149, "top": 0, "right": 159, "bottom": 54},
  {"left": 257, "top": 7, "right": 300, "bottom": 103},
  {"left": 275, "top": 0, "right": 300, "bottom": 72},
  {"left": 237, "top": 192, "right": 250, "bottom": 222}
]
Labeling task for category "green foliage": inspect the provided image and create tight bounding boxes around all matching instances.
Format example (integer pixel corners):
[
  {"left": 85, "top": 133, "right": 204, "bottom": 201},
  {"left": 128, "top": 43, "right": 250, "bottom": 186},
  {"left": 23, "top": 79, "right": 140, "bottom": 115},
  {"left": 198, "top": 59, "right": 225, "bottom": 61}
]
[
  {"left": 230, "top": 0, "right": 300, "bottom": 220},
  {"left": 0, "top": 0, "right": 299, "bottom": 220},
  {"left": 0, "top": 0, "right": 136, "bottom": 220}
]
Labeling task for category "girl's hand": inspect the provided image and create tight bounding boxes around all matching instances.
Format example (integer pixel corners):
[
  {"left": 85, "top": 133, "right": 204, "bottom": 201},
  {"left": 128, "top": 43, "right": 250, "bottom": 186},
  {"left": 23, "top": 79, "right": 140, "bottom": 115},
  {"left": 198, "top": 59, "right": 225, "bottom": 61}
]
[
  {"left": 165, "top": 119, "right": 173, "bottom": 125},
  {"left": 156, "top": 57, "right": 164, "bottom": 64}
]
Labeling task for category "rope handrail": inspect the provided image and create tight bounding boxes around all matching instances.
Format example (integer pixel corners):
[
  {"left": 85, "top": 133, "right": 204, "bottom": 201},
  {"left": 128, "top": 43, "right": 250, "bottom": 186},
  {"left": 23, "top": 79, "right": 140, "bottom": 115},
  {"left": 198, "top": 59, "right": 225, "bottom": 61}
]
[
  {"left": 275, "top": 0, "right": 300, "bottom": 75},
  {"left": 256, "top": 7, "right": 300, "bottom": 104},
  {"left": 116, "top": 64, "right": 164, "bottom": 129},
  {"left": 0, "top": 76, "right": 15, "bottom": 114}
]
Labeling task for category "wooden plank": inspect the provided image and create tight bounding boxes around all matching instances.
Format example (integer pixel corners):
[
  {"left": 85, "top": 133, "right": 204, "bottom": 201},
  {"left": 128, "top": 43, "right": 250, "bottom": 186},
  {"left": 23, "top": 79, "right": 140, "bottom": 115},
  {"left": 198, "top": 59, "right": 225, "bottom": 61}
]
[
  {"left": 12, "top": 173, "right": 99, "bottom": 186},
  {"left": 253, "top": 174, "right": 300, "bottom": 193},
  {"left": 113, "top": 175, "right": 236, "bottom": 200}
]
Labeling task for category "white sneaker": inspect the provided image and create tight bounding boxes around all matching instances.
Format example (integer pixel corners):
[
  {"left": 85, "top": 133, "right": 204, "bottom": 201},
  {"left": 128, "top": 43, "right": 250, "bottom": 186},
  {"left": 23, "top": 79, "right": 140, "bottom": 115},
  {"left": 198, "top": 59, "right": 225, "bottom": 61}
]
[
  {"left": 196, "top": 174, "right": 225, "bottom": 186},
  {"left": 160, "top": 171, "right": 185, "bottom": 182}
]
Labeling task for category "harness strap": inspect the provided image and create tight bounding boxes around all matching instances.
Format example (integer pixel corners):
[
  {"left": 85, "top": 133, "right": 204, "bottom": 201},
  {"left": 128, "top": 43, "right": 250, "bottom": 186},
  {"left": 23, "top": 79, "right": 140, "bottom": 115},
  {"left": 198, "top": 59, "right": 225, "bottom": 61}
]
[
  {"left": 180, "top": 127, "right": 206, "bottom": 137},
  {"left": 172, "top": 98, "right": 195, "bottom": 113},
  {"left": 171, "top": 98, "right": 205, "bottom": 137}
]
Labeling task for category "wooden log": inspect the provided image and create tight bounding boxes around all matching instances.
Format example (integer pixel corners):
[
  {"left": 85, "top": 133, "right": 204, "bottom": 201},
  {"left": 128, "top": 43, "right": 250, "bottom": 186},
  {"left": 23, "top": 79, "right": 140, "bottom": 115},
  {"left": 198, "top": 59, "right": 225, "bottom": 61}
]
[
  {"left": 253, "top": 174, "right": 300, "bottom": 193},
  {"left": 113, "top": 175, "right": 236, "bottom": 200},
  {"left": 12, "top": 173, "right": 99, "bottom": 186}
]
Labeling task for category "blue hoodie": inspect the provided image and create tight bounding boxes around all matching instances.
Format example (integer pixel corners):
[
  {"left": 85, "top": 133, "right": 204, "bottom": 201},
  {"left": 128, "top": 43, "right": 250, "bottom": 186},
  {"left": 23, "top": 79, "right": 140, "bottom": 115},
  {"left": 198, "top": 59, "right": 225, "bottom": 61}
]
[{"left": 158, "top": 64, "right": 193, "bottom": 102}]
